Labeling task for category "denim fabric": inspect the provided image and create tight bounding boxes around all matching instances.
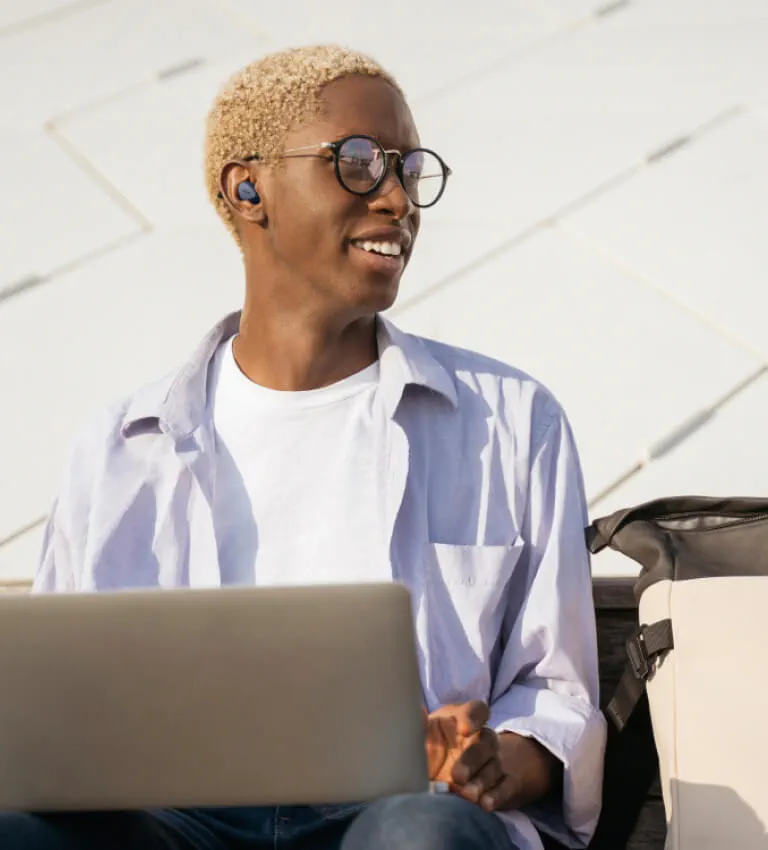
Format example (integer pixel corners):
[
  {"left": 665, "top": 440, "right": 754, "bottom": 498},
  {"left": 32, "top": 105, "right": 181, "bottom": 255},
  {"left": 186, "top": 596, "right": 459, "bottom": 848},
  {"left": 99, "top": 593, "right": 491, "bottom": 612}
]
[{"left": 0, "top": 795, "right": 516, "bottom": 850}]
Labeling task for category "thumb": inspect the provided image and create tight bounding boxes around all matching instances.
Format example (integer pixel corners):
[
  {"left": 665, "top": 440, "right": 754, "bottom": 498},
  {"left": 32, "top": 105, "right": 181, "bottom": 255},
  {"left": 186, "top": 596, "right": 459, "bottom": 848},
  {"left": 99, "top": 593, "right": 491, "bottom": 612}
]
[{"left": 452, "top": 700, "right": 490, "bottom": 736}]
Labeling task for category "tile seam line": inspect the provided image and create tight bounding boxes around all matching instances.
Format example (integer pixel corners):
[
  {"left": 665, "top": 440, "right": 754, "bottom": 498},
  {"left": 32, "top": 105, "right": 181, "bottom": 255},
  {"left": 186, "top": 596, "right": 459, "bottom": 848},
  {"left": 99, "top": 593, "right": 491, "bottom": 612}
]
[
  {"left": 49, "top": 78, "right": 169, "bottom": 126},
  {"left": 0, "top": 516, "right": 47, "bottom": 550},
  {"left": 587, "top": 364, "right": 768, "bottom": 509},
  {"left": 560, "top": 225, "right": 767, "bottom": 365},
  {"left": 46, "top": 49, "right": 223, "bottom": 126},
  {"left": 639, "top": 365, "right": 768, "bottom": 466},
  {"left": 588, "top": 462, "right": 644, "bottom": 510},
  {"left": 411, "top": 3, "right": 619, "bottom": 108},
  {"left": 45, "top": 122, "right": 154, "bottom": 232},
  {"left": 0, "top": 0, "right": 268, "bottom": 41},
  {"left": 392, "top": 104, "right": 745, "bottom": 321},
  {"left": 0, "top": 229, "right": 148, "bottom": 305},
  {"left": 44, "top": 20, "right": 270, "bottom": 126},
  {"left": 390, "top": 157, "right": 646, "bottom": 318},
  {"left": 559, "top": 104, "right": 764, "bottom": 364},
  {"left": 0, "top": 0, "right": 110, "bottom": 40}
]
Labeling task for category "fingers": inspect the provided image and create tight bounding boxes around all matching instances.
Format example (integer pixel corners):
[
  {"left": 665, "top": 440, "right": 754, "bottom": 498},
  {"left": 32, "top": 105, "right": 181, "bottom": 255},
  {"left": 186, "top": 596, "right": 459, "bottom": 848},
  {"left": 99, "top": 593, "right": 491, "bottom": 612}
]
[
  {"left": 430, "top": 700, "right": 489, "bottom": 735},
  {"left": 479, "top": 774, "right": 520, "bottom": 813},
  {"left": 422, "top": 703, "right": 519, "bottom": 813},
  {"left": 424, "top": 701, "right": 493, "bottom": 784},
  {"left": 455, "top": 754, "right": 505, "bottom": 805},
  {"left": 451, "top": 727, "right": 498, "bottom": 784},
  {"left": 454, "top": 700, "right": 489, "bottom": 736},
  {"left": 425, "top": 716, "right": 452, "bottom": 779}
]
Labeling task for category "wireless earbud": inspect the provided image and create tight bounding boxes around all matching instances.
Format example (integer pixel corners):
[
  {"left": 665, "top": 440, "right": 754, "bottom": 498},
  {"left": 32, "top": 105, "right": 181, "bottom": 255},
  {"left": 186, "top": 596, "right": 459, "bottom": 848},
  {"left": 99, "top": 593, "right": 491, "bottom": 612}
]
[{"left": 236, "top": 181, "right": 260, "bottom": 204}]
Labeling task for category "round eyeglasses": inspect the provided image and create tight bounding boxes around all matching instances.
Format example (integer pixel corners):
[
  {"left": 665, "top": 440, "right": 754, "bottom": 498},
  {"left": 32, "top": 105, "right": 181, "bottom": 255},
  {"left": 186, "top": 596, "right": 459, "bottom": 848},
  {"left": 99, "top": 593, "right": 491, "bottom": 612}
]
[{"left": 277, "top": 134, "right": 452, "bottom": 208}]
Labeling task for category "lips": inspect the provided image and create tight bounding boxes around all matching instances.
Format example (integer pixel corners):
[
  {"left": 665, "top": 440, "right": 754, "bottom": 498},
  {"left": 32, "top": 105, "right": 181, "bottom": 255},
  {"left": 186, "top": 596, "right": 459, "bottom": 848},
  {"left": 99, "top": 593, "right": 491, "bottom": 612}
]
[
  {"left": 349, "top": 239, "right": 403, "bottom": 258},
  {"left": 347, "top": 227, "right": 412, "bottom": 280},
  {"left": 349, "top": 227, "right": 411, "bottom": 253},
  {"left": 349, "top": 241, "right": 405, "bottom": 277}
]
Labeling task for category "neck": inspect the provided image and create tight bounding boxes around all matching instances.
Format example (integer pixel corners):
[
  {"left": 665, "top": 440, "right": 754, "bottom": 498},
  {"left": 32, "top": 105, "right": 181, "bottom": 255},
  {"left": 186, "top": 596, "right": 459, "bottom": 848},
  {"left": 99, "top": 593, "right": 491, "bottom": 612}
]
[{"left": 234, "top": 275, "right": 378, "bottom": 392}]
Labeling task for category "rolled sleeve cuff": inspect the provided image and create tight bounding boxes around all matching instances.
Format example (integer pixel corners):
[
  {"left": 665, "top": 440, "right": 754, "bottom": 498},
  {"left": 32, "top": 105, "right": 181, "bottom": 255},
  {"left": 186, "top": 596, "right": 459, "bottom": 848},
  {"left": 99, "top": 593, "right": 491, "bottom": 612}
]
[{"left": 489, "top": 686, "right": 607, "bottom": 848}]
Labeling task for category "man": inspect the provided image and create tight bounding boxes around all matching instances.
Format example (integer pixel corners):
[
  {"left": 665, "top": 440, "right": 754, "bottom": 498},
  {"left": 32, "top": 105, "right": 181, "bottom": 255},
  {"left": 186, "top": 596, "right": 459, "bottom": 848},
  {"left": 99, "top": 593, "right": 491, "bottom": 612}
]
[{"left": 0, "top": 45, "right": 605, "bottom": 850}]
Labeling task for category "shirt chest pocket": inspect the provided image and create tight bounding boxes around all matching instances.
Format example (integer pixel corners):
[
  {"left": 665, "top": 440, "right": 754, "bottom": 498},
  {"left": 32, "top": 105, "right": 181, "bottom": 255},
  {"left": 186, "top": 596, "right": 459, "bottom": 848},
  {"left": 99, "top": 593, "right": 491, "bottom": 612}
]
[
  {"left": 427, "top": 539, "right": 524, "bottom": 584},
  {"left": 423, "top": 539, "right": 525, "bottom": 629},
  {"left": 419, "top": 539, "right": 526, "bottom": 703}
]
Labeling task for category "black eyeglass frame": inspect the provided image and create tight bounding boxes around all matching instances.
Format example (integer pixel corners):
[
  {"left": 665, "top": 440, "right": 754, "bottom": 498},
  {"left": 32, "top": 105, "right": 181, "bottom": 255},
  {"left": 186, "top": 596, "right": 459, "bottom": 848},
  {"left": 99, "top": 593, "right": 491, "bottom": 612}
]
[{"left": 221, "top": 134, "right": 452, "bottom": 209}]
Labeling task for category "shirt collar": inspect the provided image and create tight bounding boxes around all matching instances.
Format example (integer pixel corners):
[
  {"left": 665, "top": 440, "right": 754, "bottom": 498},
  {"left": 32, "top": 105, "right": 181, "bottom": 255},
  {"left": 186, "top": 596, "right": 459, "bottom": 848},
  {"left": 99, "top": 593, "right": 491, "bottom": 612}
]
[
  {"left": 121, "top": 310, "right": 457, "bottom": 439},
  {"left": 376, "top": 315, "right": 458, "bottom": 416}
]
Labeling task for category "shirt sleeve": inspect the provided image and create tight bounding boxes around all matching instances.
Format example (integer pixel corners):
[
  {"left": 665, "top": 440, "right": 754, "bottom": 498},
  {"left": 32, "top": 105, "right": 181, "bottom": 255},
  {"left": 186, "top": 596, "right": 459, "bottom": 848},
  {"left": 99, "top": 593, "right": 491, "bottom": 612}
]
[
  {"left": 488, "top": 398, "right": 606, "bottom": 847},
  {"left": 32, "top": 423, "right": 96, "bottom": 593},
  {"left": 33, "top": 499, "right": 76, "bottom": 592}
]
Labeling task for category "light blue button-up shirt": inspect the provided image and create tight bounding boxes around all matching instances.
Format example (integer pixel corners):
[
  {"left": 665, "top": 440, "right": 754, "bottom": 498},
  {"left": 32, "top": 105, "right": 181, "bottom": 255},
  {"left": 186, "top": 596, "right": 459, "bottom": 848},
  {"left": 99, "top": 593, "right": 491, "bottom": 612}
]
[{"left": 34, "top": 312, "right": 606, "bottom": 850}]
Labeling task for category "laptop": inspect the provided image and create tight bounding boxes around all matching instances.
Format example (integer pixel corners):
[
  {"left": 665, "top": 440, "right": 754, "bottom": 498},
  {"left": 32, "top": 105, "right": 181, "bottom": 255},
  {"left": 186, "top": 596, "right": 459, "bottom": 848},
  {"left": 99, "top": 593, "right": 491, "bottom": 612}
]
[{"left": 0, "top": 582, "right": 428, "bottom": 811}]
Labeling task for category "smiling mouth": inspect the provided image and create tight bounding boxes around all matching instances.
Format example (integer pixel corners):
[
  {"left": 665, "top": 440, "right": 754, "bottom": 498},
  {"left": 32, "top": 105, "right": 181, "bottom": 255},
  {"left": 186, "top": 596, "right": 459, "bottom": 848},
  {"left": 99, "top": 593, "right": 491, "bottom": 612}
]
[
  {"left": 348, "top": 239, "right": 406, "bottom": 279},
  {"left": 349, "top": 239, "right": 404, "bottom": 258}
]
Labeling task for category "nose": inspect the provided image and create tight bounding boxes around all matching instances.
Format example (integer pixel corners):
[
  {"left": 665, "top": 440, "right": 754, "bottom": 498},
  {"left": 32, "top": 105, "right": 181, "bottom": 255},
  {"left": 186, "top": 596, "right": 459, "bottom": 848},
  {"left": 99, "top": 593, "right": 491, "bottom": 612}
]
[{"left": 368, "top": 157, "right": 414, "bottom": 221}]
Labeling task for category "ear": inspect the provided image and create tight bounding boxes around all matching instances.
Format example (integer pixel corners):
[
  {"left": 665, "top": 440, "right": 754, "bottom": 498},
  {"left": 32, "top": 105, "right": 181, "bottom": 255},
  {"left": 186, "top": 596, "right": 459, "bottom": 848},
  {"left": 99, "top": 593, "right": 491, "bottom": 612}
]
[{"left": 218, "top": 160, "right": 267, "bottom": 225}]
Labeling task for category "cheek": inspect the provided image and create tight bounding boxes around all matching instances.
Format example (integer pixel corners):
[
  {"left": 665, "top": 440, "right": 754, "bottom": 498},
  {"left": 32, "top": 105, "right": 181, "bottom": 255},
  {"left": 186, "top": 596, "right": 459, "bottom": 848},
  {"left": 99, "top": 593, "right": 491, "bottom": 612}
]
[
  {"left": 270, "top": 200, "right": 327, "bottom": 260},
  {"left": 272, "top": 185, "right": 351, "bottom": 259}
]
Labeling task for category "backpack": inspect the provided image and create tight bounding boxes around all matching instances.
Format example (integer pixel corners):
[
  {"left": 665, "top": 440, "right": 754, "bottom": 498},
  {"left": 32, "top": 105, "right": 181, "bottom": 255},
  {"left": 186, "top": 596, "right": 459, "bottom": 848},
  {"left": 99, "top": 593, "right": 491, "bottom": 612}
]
[{"left": 587, "top": 496, "right": 768, "bottom": 850}]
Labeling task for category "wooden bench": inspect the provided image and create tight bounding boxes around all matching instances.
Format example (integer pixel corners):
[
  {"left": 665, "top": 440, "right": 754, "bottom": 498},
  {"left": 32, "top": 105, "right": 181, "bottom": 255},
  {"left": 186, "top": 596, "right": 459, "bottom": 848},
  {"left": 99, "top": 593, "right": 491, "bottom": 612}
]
[{"left": 0, "top": 579, "right": 31, "bottom": 593}]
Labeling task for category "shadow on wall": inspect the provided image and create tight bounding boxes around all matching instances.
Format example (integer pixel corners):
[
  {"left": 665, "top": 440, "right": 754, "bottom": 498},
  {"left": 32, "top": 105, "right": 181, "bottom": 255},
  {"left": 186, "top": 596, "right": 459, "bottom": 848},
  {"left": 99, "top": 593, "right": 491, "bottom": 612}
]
[{"left": 668, "top": 780, "right": 768, "bottom": 849}]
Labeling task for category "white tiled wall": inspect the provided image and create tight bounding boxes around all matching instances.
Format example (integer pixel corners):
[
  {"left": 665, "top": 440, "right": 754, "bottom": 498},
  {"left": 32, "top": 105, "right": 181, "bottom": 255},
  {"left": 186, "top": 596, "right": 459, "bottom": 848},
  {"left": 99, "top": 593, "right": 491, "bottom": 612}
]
[
  {"left": 564, "top": 111, "right": 768, "bottom": 360},
  {"left": 55, "top": 50, "right": 266, "bottom": 231},
  {"left": 0, "top": 0, "right": 83, "bottom": 31},
  {"left": 2, "top": 0, "right": 766, "bottom": 580},
  {"left": 0, "top": 126, "right": 140, "bottom": 294}
]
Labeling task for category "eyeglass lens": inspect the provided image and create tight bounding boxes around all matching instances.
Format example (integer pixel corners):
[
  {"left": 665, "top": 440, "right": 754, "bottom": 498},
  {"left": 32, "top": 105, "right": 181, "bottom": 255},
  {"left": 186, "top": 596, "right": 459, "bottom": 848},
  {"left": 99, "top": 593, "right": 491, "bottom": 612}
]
[{"left": 336, "top": 136, "right": 446, "bottom": 207}]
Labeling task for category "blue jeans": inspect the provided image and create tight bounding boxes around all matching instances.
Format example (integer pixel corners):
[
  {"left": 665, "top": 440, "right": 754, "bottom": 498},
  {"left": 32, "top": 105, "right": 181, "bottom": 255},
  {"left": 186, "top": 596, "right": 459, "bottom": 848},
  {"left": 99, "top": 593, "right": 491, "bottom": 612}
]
[{"left": 0, "top": 795, "right": 516, "bottom": 849}]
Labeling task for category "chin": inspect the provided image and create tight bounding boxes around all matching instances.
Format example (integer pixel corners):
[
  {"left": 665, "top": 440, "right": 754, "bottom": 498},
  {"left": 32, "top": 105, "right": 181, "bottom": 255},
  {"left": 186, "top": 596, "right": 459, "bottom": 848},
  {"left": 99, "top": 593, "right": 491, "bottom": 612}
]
[{"left": 348, "top": 277, "right": 401, "bottom": 314}]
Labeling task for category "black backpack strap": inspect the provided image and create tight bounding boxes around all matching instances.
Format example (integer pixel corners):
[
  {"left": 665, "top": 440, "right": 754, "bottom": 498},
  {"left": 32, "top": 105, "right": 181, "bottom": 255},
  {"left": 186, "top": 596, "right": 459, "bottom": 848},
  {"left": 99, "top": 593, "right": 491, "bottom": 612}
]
[{"left": 607, "top": 619, "right": 674, "bottom": 731}]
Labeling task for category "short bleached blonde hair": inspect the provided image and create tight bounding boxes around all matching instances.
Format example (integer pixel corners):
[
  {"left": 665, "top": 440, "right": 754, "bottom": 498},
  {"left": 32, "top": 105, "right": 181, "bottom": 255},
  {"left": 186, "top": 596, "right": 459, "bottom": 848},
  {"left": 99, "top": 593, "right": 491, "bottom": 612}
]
[{"left": 204, "top": 45, "right": 402, "bottom": 239}]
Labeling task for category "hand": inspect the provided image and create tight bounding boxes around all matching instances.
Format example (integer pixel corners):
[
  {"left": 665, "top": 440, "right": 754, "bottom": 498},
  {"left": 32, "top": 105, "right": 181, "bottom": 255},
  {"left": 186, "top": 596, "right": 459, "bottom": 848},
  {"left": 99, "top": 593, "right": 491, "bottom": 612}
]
[
  {"left": 424, "top": 700, "right": 489, "bottom": 782},
  {"left": 424, "top": 701, "right": 507, "bottom": 810},
  {"left": 424, "top": 703, "right": 559, "bottom": 813},
  {"left": 483, "top": 732, "right": 562, "bottom": 813}
]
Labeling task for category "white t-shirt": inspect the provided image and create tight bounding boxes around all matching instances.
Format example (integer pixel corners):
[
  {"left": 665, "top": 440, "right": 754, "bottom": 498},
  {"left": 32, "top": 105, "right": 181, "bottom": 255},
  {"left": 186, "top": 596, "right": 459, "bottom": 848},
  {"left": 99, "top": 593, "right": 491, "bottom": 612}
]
[{"left": 210, "top": 336, "right": 391, "bottom": 587}]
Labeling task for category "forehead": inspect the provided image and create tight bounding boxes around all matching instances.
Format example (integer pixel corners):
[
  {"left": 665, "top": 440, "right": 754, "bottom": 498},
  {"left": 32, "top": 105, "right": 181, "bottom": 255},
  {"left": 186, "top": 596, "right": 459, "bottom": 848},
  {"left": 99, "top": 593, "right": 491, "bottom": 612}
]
[{"left": 289, "top": 75, "right": 420, "bottom": 149}]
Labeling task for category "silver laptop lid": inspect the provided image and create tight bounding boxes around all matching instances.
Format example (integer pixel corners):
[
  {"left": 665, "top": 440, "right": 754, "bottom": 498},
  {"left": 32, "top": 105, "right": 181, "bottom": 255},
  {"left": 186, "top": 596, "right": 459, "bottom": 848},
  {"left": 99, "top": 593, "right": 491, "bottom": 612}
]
[{"left": 0, "top": 583, "right": 428, "bottom": 811}]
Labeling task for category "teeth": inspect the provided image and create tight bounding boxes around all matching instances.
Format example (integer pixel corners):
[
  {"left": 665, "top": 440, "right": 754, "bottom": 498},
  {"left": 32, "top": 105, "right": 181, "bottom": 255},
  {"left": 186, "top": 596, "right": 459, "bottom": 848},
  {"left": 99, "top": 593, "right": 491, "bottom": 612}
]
[{"left": 355, "top": 240, "right": 402, "bottom": 257}]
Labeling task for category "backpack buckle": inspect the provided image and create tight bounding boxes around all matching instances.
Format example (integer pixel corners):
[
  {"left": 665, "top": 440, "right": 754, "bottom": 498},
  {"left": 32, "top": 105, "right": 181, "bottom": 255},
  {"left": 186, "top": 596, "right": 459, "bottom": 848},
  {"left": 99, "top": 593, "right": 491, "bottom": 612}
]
[{"left": 626, "top": 627, "right": 651, "bottom": 681}]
